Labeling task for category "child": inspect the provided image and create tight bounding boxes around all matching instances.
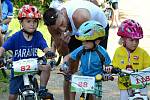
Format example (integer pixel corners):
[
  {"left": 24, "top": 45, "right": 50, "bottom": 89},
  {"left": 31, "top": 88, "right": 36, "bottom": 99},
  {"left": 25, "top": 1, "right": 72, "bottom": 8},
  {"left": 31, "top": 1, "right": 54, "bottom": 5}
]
[
  {"left": 62, "top": 20, "right": 111, "bottom": 100},
  {"left": 0, "top": 5, "right": 54, "bottom": 100},
  {"left": 112, "top": 19, "right": 150, "bottom": 100}
]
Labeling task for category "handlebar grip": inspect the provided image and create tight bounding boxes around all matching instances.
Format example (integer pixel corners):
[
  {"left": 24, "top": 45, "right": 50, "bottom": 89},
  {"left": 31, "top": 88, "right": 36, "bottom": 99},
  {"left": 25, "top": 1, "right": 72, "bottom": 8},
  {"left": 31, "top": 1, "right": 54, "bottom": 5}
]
[{"left": 95, "top": 74, "right": 102, "bottom": 81}]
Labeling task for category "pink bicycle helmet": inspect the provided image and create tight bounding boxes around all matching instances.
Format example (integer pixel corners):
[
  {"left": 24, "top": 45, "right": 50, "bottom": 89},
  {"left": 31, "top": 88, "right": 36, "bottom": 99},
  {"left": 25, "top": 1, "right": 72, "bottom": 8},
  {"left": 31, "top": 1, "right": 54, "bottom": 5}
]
[
  {"left": 18, "top": 5, "right": 42, "bottom": 20},
  {"left": 117, "top": 19, "right": 143, "bottom": 39}
]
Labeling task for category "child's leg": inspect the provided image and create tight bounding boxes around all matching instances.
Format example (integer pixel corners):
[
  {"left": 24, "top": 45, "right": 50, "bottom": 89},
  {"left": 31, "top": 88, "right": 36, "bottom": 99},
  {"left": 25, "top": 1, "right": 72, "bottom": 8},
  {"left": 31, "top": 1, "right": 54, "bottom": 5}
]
[
  {"left": 8, "top": 94, "right": 18, "bottom": 100},
  {"left": 63, "top": 80, "right": 70, "bottom": 100},
  {"left": 70, "top": 92, "right": 76, "bottom": 100},
  {"left": 93, "top": 94, "right": 102, "bottom": 100},
  {"left": 120, "top": 90, "right": 128, "bottom": 100}
]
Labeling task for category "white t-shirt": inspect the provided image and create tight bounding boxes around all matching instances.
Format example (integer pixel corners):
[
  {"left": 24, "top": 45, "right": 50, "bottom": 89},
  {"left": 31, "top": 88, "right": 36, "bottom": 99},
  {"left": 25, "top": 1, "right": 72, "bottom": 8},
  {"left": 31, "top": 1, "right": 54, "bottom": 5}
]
[
  {"left": 110, "top": 0, "right": 119, "bottom": 3},
  {"left": 59, "top": 0, "right": 108, "bottom": 35},
  {"left": 50, "top": 0, "right": 64, "bottom": 8}
]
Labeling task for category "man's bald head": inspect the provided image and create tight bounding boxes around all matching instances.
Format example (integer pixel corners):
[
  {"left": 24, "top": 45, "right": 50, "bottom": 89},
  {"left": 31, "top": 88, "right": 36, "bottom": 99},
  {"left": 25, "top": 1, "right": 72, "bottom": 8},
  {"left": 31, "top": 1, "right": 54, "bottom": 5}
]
[{"left": 72, "top": 8, "right": 91, "bottom": 29}]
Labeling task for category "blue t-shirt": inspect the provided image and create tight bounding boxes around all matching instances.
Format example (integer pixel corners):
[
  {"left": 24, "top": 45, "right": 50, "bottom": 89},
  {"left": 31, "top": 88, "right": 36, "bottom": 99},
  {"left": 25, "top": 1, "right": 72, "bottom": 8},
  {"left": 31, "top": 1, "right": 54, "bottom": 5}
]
[
  {"left": 3, "top": 30, "right": 48, "bottom": 61},
  {"left": 3, "top": 30, "right": 48, "bottom": 78},
  {"left": 70, "top": 45, "right": 111, "bottom": 76}
]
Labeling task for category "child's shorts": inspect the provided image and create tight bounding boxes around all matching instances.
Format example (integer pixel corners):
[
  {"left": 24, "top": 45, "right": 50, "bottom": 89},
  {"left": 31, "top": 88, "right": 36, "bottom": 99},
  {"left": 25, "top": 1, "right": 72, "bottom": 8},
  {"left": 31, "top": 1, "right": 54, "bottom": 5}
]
[
  {"left": 9, "top": 76, "right": 24, "bottom": 94},
  {"left": 94, "top": 81, "right": 102, "bottom": 97}
]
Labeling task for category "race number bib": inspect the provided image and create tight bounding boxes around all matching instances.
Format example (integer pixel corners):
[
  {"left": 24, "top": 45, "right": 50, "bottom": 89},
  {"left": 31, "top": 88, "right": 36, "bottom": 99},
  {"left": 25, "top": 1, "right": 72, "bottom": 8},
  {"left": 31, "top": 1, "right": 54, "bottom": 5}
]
[
  {"left": 130, "top": 68, "right": 150, "bottom": 89},
  {"left": 71, "top": 75, "right": 95, "bottom": 94},
  {"left": 13, "top": 58, "right": 38, "bottom": 76}
]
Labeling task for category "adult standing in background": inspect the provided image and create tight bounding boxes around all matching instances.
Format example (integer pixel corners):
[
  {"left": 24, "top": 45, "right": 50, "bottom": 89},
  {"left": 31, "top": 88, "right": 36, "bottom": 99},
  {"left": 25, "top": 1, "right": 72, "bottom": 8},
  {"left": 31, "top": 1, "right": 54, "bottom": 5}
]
[
  {"left": 110, "top": 0, "right": 120, "bottom": 28},
  {"left": 43, "top": 0, "right": 109, "bottom": 99},
  {"left": 0, "top": 0, "right": 13, "bottom": 46}
]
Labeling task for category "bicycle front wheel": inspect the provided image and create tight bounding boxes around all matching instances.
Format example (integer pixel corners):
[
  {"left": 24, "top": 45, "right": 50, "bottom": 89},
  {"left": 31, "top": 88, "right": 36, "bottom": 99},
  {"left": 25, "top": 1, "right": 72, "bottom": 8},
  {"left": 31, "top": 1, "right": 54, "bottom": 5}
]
[{"left": 25, "top": 96, "right": 35, "bottom": 100}]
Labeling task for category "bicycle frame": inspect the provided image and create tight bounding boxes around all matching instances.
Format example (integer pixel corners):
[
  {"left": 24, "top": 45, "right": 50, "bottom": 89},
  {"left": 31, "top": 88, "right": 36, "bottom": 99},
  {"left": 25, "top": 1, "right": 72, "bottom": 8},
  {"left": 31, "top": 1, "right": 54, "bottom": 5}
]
[
  {"left": 114, "top": 67, "right": 150, "bottom": 100},
  {"left": 71, "top": 74, "right": 103, "bottom": 100},
  {"left": 18, "top": 73, "right": 39, "bottom": 100},
  {"left": 1, "top": 56, "right": 54, "bottom": 100},
  {"left": 57, "top": 71, "right": 102, "bottom": 100}
]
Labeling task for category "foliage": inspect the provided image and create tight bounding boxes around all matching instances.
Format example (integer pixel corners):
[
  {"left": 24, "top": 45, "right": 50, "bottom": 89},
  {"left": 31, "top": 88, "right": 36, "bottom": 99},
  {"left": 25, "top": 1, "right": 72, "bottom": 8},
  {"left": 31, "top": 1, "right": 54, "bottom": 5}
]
[{"left": 11, "top": 0, "right": 52, "bottom": 18}]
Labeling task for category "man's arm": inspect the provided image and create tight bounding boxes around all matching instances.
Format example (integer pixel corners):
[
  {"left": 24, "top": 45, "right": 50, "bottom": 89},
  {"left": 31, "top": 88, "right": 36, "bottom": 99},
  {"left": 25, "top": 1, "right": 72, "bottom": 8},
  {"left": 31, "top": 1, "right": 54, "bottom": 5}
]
[
  {"left": 90, "top": 0, "right": 99, "bottom": 6},
  {"left": 2, "top": 18, "right": 12, "bottom": 24}
]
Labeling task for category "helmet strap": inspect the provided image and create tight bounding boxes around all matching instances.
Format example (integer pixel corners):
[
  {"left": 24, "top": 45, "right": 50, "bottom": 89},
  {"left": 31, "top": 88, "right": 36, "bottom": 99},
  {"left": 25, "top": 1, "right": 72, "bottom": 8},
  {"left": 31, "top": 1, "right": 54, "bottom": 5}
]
[{"left": 92, "top": 41, "right": 97, "bottom": 49}]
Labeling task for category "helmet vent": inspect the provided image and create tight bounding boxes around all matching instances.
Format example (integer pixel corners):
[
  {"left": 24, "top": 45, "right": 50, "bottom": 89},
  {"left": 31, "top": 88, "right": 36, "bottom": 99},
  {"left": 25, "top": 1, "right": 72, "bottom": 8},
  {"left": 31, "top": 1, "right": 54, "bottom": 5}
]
[
  {"left": 97, "top": 24, "right": 103, "bottom": 27},
  {"left": 84, "top": 29, "right": 91, "bottom": 34},
  {"left": 32, "top": 8, "right": 35, "bottom": 12}
]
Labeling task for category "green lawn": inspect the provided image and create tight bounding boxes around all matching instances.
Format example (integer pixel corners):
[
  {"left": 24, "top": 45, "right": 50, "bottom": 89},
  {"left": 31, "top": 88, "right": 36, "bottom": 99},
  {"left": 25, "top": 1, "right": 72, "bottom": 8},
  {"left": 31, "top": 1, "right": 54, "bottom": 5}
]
[{"left": 8, "top": 18, "right": 51, "bottom": 56}]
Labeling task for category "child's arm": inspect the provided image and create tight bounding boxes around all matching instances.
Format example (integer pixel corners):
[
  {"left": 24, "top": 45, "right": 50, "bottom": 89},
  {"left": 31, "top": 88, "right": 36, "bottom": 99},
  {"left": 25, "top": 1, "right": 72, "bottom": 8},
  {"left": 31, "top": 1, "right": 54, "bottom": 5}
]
[
  {"left": 0, "top": 47, "right": 5, "bottom": 57},
  {"left": 63, "top": 54, "right": 71, "bottom": 63},
  {"left": 0, "top": 47, "right": 5, "bottom": 67}
]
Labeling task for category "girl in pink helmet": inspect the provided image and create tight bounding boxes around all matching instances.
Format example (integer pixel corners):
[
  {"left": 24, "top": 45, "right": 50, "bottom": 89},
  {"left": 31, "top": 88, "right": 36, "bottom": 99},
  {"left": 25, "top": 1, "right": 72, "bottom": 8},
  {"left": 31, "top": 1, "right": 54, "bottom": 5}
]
[
  {"left": 112, "top": 19, "right": 150, "bottom": 100},
  {"left": 0, "top": 5, "right": 54, "bottom": 100}
]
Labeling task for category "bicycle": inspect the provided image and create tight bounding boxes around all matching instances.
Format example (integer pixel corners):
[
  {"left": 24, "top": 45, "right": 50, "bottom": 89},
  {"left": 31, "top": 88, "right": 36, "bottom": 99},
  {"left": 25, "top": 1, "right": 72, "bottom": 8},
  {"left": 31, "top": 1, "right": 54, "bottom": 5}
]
[
  {"left": 111, "top": 67, "right": 150, "bottom": 100},
  {"left": 58, "top": 65, "right": 114, "bottom": 100},
  {"left": 0, "top": 56, "right": 55, "bottom": 100}
]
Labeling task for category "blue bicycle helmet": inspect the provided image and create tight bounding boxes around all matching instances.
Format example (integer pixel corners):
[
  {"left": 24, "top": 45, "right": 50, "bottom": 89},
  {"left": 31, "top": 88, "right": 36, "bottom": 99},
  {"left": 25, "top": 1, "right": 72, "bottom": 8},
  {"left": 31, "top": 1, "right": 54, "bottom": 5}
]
[{"left": 75, "top": 20, "right": 105, "bottom": 41}]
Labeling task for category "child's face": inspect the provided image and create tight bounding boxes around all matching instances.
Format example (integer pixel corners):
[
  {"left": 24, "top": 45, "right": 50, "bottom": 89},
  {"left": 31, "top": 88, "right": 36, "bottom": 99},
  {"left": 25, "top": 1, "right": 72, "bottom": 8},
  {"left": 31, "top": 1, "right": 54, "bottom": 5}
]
[
  {"left": 82, "top": 41, "right": 94, "bottom": 49},
  {"left": 125, "top": 38, "right": 139, "bottom": 51},
  {"left": 21, "top": 18, "right": 38, "bottom": 33}
]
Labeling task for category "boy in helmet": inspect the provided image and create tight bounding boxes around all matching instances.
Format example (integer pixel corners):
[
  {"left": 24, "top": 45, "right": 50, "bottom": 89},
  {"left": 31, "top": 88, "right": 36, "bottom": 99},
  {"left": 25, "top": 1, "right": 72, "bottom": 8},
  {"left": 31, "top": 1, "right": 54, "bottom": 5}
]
[
  {"left": 0, "top": 5, "right": 54, "bottom": 100},
  {"left": 112, "top": 19, "right": 150, "bottom": 100},
  {"left": 62, "top": 20, "right": 111, "bottom": 100}
]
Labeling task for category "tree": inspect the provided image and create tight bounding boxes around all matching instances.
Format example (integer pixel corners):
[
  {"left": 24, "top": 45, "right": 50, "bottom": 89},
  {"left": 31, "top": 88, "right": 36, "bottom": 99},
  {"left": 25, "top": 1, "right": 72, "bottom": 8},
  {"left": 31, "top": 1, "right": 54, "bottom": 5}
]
[{"left": 11, "top": 0, "right": 52, "bottom": 17}]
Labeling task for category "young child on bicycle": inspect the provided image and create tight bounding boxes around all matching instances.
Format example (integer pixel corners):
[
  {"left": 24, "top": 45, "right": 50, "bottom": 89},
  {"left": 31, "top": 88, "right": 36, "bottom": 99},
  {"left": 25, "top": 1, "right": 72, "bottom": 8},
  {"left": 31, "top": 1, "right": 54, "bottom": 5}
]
[
  {"left": 62, "top": 20, "right": 111, "bottom": 100},
  {"left": 0, "top": 5, "right": 54, "bottom": 100},
  {"left": 112, "top": 19, "right": 150, "bottom": 100}
]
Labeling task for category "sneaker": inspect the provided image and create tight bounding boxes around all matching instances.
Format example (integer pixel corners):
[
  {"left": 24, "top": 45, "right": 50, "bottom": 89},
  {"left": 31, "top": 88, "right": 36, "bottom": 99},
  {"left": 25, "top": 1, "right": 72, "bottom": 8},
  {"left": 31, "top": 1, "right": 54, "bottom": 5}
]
[{"left": 38, "top": 89, "right": 54, "bottom": 100}]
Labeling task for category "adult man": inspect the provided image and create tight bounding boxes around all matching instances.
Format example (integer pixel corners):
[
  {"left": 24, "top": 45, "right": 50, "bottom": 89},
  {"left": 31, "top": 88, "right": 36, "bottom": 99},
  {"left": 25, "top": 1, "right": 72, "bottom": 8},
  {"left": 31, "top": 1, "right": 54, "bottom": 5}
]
[{"left": 43, "top": 0, "right": 109, "bottom": 99}]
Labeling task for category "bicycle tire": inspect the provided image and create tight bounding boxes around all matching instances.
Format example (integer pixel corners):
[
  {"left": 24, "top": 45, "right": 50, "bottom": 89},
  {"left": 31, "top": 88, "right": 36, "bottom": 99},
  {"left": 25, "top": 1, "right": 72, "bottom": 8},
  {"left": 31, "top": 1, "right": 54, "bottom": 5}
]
[
  {"left": 32, "top": 77, "right": 39, "bottom": 92},
  {"left": 133, "top": 98, "right": 144, "bottom": 100},
  {"left": 25, "top": 95, "right": 35, "bottom": 100}
]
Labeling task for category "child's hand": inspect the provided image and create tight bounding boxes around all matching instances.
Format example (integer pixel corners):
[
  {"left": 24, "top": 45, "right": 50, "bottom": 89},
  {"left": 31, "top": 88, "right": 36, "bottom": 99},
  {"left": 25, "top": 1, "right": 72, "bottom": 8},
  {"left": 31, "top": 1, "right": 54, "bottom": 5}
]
[
  {"left": 102, "top": 74, "right": 114, "bottom": 81},
  {"left": 45, "top": 51, "right": 56, "bottom": 59},
  {"left": 104, "top": 65, "right": 113, "bottom": 73},
  {"left": 60, "top": 62, "right": 69, "bottom": 74},
  {"left": 126, "top": 65, "right": 133, "bottom": 71}
]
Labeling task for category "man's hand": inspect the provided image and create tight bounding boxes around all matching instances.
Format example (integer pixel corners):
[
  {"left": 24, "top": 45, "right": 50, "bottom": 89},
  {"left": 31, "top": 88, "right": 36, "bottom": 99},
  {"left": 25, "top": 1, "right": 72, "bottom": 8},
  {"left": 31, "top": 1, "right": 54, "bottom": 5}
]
[{"left": 60, "top": 32, "right": 71, "bottom": 44}]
